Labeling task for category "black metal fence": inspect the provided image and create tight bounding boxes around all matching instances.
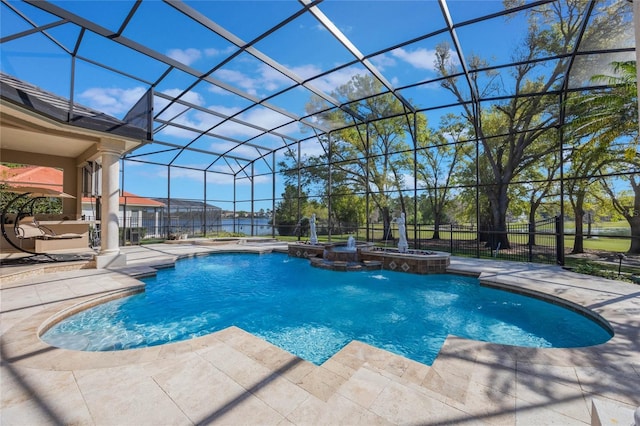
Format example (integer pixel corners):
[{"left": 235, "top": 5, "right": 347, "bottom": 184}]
[
  {"left": 110, "top": 204, "right": 632, "bottom": 266},
  {"left": 280, "top": 216, "right": 562, "bottom": 264},
  {"left": 412, "top": 217, "right": 562, "bottom": 264}
]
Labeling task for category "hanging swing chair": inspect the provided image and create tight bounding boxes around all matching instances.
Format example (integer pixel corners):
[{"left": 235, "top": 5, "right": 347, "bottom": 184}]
[{"left": 1, "top": 186, "right": 92, "bottom": 264}]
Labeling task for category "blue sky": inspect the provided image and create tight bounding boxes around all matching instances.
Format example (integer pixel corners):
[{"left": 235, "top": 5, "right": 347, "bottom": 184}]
[{"left": 1, "top": 1, "right": 634, "bottom": 211}]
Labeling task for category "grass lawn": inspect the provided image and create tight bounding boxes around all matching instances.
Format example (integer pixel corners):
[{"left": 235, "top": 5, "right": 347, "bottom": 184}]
[{"left": 564, "top": 236, "right": 630, "bottom": 253}]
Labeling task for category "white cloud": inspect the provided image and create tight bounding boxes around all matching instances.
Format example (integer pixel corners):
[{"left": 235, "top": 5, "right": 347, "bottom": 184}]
[
  {"left": 143, "top": 165, "right": 202, "bottom": 182},
  {"left": 77, "top": 86, "right": 148, "bottom": 116},
  {"left": 309, "top": 67, "right": 360, "bottom": 93},
  {"left": 156, "top": 90, "right": 292, "bottom": 142},
  {"left": 207, "top": 84, "right": 235, "bottom": 96},
  {"left": 174, "top": 105, "right": 294, "bottom": 143},
  {"left": 164, "top": 45, "right": 236, "bottom": 68},
  {"left": 153, "top": 89, "right": 209, "bottom": 139},
  {"left": 204, "top": 167, "right": 271, "bottom": 186},
  {"left": 391, "top": 47, "right": 439, "bottom": 71},
  {"left": 311, "top": 22, "right": 352, "bottom": 35},
  {"left": 258, "top": 63, "right": 294, "bottom": 90},
  {"left": 399, "top": 172, "right": 416, "bottom": 190},
  {"left": 241, "top": 107, "right": 292, "bottom": 130},
  {"left": 207, "top": 134, "right": 287, "bottom": 160},
  {"left": 204, "top": 46, "right": 236, "bottom": 57},
  {"left": 210, "top": 140, "right": 261, "bottom": 159},
  {"left": 122, "top": 159, "right": 145, "bottom": 167},
  {"left": 275, "top": 121, "right": 303, "bottom": 137},
  {"left": 166, "top": 48, "right": 202, "bottom": 66},
  {"left": 162, "top": 88, "right": 205, "bottom": 106},
  {"left": 370, "top": 54, "right": 397, "bottom": 72},
  {"left": 216, "top": 68, "right": 259, "bottom": 96},
  {"left": 158, "top": 163, "right": 273, "bottom": 187},
  {"left": 193, "top": 104, "right": 240, "bottom": 124},
  {"left": 167, "top": 166, "right": 206, "bottom": 180},
  {"left": 156, "top": 88, "right": 206, "bottom": 118},
  {"left": 391, "top": 46, "right": 461, "bottom": 73},
  {"left": 206, "top": 170, "right": 235, "bottom": 185},
  {"left": 289, "top": 64, "right": 322, "bottom": 81},
  {"left": 299, "top": 137, "right": 326, "bottom": 157},
  {"left": 212, "top": 62, "right": 295, "bottom": 98}
]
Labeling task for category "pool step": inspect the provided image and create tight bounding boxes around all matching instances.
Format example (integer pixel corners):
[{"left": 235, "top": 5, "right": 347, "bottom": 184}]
[
  {"left": 239, "top": 237, "right": 279, "bottom": 244},
  {"left": 591, "top": 398, "right": 637, "bottom": 426}
]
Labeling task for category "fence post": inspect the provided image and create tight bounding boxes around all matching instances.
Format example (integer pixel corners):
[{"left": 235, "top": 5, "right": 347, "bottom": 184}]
[
  {"left": 450, "top": 224, "right": 453, "bottom": 254},
  {"left": 528, "top": 221, "right": 534, "bottom": 262},
  {"left": 555, "top": 215, "right": 565, "bottom": 266}
]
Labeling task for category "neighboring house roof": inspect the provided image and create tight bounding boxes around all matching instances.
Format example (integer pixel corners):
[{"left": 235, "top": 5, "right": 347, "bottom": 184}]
[
  {"left": 152, "top": 198, "right": 220, "bottom": 210},
  {"left": 0, "top": 164, "right": 64, "bottom": 192},
  {"left": 0, "top": 165, "right": 164, "bottom": 208},
  {"left": 118, "top": 192, "right": 165, "bottom": 208},
  {"left": 82, "top": 192, "right": 165, "bottom": 208}
]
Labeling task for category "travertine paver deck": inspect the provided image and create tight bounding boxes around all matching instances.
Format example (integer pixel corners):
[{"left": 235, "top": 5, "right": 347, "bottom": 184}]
[{"left": 1, "top": 243, "right": 638, "bottom": 425}]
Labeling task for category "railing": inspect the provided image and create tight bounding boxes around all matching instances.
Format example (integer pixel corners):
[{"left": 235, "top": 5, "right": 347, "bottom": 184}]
[
  {"left": 117, "top": 214, "right": 276, "bottom": 243},
  {"left": 413, "top": 217, "right": 561, "bottom": 264},
  {"left": 279, "top": 219, "right": 561, "bottom": 264}
]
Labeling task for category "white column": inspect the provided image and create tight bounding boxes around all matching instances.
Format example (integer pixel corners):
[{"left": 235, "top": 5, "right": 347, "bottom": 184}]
[
  {"left": 100, "top": 148, "right": 120, "bottom": 255},
  {"left": 95, "top": 140, "right": 127, "bottom": 268},
  {"left": 155, "top": 209, "right": 159, "bottom": 237}
]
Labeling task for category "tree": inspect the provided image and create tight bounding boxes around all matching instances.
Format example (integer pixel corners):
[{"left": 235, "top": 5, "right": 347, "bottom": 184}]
[
  {"left": 433, "top": 0, "right": 620, "bottom": 249},
  {"left": 0, "top": 184, "right": 63, "bottom": 218},
  {"left": 570, "top": 62, "right": 638, "bottom": 144},
  {"left": 275, "top": 184, "right": 307, "bottom": 237},
  {"left": 278, "top": 142, "right": 362, "bottom": 235},
  {"left": 516, "top": 131, "right": 562, "bottom": 246},
  {"left": 562, "top": 136, "right": 615, "bottom": 253},
  {"left": 567, "top": 61, "right": 639, "bottom": 253},
  {"left": 599, "top": 172, "right": 640, "bottom": 253},
  {"left": 414, "top": 114, "right": 469, "bottom": 239},
  {"left": 294, "top": 74, "right": 418, "bottom": 241},
  {"left": 330, "top": 186, "right": 366, "bottom": 234}
]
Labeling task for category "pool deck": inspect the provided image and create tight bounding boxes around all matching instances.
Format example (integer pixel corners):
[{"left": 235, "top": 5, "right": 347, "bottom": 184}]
[{"left": 1, "top": 242, "right": 638, "bottom": 425}]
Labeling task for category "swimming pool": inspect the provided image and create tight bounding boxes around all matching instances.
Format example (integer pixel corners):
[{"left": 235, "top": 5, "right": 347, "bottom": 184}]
[{"left": 41, "top": 253, "right": 612, "bottom": 365}]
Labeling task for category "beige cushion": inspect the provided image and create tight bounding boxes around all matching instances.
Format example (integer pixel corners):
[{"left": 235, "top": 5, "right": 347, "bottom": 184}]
[
  {"left": 15, "top": 217, "right": 81, "bottom": 240},
  {"left": 16, "top": 217, "right": 46, "bottom": 239}
]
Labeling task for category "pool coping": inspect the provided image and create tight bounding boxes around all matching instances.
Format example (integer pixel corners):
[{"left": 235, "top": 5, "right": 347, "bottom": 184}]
[{"left": 2, "top": 243, "right": 639, "bottom": 425}]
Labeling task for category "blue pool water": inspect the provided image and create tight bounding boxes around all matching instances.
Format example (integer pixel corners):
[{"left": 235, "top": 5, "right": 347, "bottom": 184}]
[{"left": 42, "top": 253, "right": 612, "bottom": 365}]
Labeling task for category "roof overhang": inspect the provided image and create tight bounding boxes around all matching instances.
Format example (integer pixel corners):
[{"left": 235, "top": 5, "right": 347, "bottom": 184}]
[{"left": 0, "top": 98, "right": 145, "bottom": 164}]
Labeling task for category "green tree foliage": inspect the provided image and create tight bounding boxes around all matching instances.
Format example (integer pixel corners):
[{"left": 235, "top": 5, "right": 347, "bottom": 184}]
[
  {"left": 512, "top": 130, "right": 562, "bottom": 245},
  {"left": 0, "top": 184, "right": 63, "bottom": 219},
  {"left": 562, "top": 139, "right": 617, "bottom": 253},
  {"left": 566, "top": 61, "right": 639, "bottom": 253},
  {"left": 414, "top": 114, "right": 470, "bottom": 239},
  {"left": 291, "top": 74, "right": 418, "bottom": 240},
  {"left": 570, "top": 62, "right": 638, "bottom": 144},
  {"left": 274, "top": 184, "right": 307, "bottom": 237},
  {"left": 433, "top": 0, "right": 621, "bottom": 249},
  {"left": 330, "top": 186, "right": 366, "bottom": 234}
]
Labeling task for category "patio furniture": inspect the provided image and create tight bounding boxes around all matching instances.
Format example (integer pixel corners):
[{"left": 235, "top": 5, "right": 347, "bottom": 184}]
[{"left": 14, "top": 216, "right": 82, "bottom": 245}]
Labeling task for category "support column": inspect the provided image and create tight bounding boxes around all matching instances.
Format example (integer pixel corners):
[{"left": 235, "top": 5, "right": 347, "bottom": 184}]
[{"left": 95, "top": 140, "right": 127, "bottom": 268}]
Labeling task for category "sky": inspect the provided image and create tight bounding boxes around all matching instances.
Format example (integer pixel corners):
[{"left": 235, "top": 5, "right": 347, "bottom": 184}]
[{"left": 1, "top": 0, "right": 634, "bottom": 211}]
